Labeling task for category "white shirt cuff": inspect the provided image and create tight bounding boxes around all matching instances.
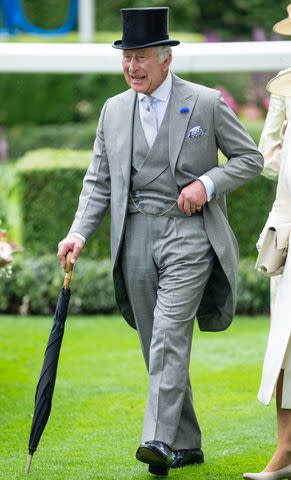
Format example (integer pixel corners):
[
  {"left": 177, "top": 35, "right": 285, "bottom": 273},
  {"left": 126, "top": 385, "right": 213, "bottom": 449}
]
[
  {"left": 198, "top": 175, "right": 216, "bottom": 202},
  {"left": 67, "top": 232, "right": 86, "bottom": 243}
]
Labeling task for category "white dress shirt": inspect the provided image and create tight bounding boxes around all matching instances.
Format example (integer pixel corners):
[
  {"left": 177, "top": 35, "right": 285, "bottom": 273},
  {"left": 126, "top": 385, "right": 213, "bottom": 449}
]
[{"left": 138, "top": 70, "right": 172, "bottom": 130}]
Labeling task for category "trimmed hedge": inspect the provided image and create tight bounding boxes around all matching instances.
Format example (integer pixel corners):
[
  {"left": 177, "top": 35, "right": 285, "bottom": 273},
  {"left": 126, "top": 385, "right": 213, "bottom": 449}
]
[
  {"left": 7, "top": 118, "right": 265, "bottom": 160},
  {"left": 8, "top": 122, "right": 97, "bottom": 160},
  {"left": 0, "top": 255, "right": 116, "bottom": 315},
  {"left": 0, "top": 255, "right": 270, "bottom": 315},
  {"left": 15, "top": 147, "right": 275, "bottom": 259},
  {"left": 228, "top": 174, "right": 276, "bottom": 258},
  {"left": 15, "top": 149, "right": 110, "bottom": 259},
  {"left": 236, "top": 258, "right": 270, "bottom": 315}
]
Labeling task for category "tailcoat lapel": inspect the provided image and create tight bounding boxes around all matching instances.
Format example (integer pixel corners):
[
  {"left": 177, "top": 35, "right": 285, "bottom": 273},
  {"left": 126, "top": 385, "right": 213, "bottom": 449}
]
[
  {"left": 169, "top": 74, "right": 199, "bottom": 176},
  {"left": 117, "top": 89, "right": 137, "bottom": 188}
]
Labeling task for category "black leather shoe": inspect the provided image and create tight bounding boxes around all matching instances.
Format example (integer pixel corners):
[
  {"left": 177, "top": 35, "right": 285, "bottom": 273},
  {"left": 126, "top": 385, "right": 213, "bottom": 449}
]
[
  {"left": 136, "top": 440, "right": 173, "bottom": 476},
  {"left": 171, "top": 448, "right": 204, "bottom": 468}
]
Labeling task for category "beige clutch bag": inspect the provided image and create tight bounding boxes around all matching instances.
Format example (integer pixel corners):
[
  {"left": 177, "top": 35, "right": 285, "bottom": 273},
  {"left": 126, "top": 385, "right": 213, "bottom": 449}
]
[{"left": 255, "top": 224, "right": 291, "bottom": 276}]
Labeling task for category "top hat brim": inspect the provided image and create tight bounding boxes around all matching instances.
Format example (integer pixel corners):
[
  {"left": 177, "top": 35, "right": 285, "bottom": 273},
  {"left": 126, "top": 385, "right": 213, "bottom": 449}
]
[
  {"left": 273, "top": 18, "right": 291, "bottom": 36},
  {"left": 112, "top": 38, "right": 180, "bottom": 50},
  {"left": 266, "top": 68, "right": 291, "bottom": 96}
]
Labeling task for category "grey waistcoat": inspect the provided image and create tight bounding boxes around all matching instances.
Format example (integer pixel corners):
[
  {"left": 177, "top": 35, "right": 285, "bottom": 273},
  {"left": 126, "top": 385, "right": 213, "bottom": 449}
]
[{"left": 128, "top": 99, "right": 183, "bottom": 216}]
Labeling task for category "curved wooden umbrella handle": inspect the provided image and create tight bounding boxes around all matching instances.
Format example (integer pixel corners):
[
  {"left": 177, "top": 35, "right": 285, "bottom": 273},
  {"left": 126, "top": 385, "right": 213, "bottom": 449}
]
[
  {"left": 63, "top": 251, "right": 74, "bottom": 289},
  {"left": 64, "top": 251, "right": 73, "bottom": 273}
]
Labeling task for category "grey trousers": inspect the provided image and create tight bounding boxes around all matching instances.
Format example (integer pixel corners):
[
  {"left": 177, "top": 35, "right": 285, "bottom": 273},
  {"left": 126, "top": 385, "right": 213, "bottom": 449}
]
[{"left": 121, "top": 212, "right": 214, "bottom": 449}]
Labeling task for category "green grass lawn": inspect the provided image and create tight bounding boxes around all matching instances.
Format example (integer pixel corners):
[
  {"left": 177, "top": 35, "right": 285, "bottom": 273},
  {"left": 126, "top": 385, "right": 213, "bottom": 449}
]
[{"left": 0, "top": 314, "right": 276, "bottom": 480}]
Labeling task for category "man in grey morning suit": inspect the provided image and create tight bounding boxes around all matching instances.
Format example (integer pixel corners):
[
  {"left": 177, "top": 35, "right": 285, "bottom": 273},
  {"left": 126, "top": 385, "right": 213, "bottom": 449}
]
[{"left": 57, "top": 7, "right": 263, "bottom": 477}]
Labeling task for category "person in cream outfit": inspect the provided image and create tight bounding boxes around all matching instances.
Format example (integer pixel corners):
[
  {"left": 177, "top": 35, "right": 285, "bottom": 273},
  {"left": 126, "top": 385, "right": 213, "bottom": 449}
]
[
  {"left": 259, "top": 86, "right": 291, "bottom": 313},
  {"left": 57, "top": 7, "right": 263, "bottom": 477},
  {"left": 244, "top": 6, "right": 291, "bottom": 480}
]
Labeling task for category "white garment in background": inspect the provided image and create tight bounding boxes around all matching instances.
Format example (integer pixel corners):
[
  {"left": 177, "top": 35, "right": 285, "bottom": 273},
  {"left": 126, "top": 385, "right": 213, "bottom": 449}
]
[
  {"left": 258, "top": 121, "right": 291, "bottom": 408},
  {"left": 259, "top": 93, "right": 291, "bottom": 181}
]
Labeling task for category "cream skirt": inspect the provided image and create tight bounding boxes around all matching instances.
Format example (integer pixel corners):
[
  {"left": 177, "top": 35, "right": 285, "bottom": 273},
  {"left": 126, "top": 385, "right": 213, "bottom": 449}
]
[
  {"left": 269, "top": 275, "right": 291, "bottom": 409},
  {"left": 282, "top": 335, "right": 291, "bottom": 409}
]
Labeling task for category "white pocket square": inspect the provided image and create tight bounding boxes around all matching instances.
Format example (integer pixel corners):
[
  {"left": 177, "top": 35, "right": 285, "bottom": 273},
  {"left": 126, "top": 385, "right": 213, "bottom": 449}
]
[{"left": 187, "top": 126, "right": 205, "bottom": 138}]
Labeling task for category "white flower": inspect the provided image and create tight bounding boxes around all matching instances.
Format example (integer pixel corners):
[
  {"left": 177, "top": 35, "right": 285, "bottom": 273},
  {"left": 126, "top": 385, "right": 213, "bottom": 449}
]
[{"left": 0, "top": 241, "right": 13, "bottom": 262}]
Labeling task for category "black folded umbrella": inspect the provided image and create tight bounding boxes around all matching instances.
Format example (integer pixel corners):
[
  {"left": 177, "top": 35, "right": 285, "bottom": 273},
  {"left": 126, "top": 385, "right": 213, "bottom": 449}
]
[{"left": 25, "top": 253, "right": 73, "bottom": 474}]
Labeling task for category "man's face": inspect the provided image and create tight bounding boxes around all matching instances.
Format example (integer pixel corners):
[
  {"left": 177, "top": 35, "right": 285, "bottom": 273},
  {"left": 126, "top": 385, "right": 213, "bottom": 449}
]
[{"left": 122, "top": 47, "right": 172, "bottom": 95}]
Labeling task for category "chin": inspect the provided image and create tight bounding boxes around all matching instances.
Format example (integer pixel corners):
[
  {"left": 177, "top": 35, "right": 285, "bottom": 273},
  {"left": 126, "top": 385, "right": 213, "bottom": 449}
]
[{"left": 131, "top": 84, "right": 148, "bottom": 93}]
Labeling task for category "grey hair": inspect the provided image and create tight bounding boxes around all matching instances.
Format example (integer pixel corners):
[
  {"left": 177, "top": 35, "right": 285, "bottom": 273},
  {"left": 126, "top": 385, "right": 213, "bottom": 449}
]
[
  {"left": 120, "top": 45, "right": 172, "bottom": 63},
  {"left": 156, "top": 45, "right": 172, "bottom": 63}
]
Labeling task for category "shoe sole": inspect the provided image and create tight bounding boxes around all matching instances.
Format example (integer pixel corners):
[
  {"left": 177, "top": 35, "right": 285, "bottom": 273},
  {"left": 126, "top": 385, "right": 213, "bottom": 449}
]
[
  {"left": 136, "top": 445, "right": 172, "bottom": 476},
  {"left": 136, "top": 446, "right": 168, "bottom": 466}
]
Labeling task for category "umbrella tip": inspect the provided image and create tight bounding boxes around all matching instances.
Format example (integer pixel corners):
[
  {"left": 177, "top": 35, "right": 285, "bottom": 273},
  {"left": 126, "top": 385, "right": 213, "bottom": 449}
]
[{"left": 25, "top": 454, "right": 33, "bottom": 474}]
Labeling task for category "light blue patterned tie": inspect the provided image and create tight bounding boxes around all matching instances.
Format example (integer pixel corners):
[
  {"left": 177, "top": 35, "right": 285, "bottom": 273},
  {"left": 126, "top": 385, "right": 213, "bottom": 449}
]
[{"left": 143, "top": 96, "right": 158, "bottom": 148}]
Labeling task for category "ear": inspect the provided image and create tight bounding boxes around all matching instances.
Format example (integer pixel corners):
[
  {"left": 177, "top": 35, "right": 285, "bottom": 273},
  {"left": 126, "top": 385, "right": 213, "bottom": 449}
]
[{"left": 162, "top": 53, "right": 172, "bottom": 72}]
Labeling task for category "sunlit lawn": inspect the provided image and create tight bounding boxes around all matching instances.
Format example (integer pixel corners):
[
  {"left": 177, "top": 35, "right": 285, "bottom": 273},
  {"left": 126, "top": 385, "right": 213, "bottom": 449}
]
[{"left": 0, "top": 314, "right": 275, "bottom": 480}]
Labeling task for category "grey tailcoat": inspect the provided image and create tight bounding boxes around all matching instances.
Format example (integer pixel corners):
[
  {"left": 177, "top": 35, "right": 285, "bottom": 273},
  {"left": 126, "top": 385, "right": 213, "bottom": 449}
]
[{"left": 69, "top": 73, "right": 263, "bottom": 331}]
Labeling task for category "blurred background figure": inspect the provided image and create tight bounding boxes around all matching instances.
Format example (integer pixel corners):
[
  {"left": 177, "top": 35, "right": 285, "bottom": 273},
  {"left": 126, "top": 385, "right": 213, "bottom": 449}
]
[
  {"left": 244, "top": 6, "right": 291, "bottom": 480},
  {"left": 258, "top": 72, "right": 291, "bottom": 311}
]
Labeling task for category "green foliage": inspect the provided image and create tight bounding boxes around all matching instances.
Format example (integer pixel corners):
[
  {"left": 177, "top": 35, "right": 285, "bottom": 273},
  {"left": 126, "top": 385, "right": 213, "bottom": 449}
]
[
  {"left": 241, "top": 119, "right": 265, "bottom": 145},
  {"left": 0, "top": 163, "right": 22, "bottom": 242},
  {"left": 20, "top": 0, "right": 290, "bottom": 37},
  {"left": 184, "top": 72, "right": 253, "bottom": 106},
  {"left": 8, "top": 117, "right": 264, "bottom": 160},
  {"left": 0, "top": 73, "right": 127, "bottom": 126},
  {"left": 0, "top": 253, "right": 270, "bottom": 315},
  {"left": 15, "top": 149, "right": 111, "bottom": 258},
  {"left": 0, "top": 74, "right": 79, "bottom": 125},
  {"left": 119, "top": 0, "right": 199, "bottom": 31},
  {"left": 237, "top": 258, "right": 270, "bottom": 315},
  {"left": 0, "top": 163, "right": 22, "bottom": 243},
  {"left": 8, "top": 122, "right": 97, "bottom": 159},
  {"left": 14, "top": 126, "right": 273, "bottom": 259},
  {"left": 0, "top": 70, "right": 270, "bottom": 127},
  {"left": 22, "top": 0, "right": 70, "bottom": 29},
  {"left": 228, "top": 174, "right": 276, "bottom": 258},
  {"left": 0, "top": 254, "right": 116, "bottom": 315},
  {"left": 0, "top": 166, "right": 10, "bottom": 224},
  {"left": 59, "top": 0, "right": 200, "bottom": 31},
  {"left": 196, "top": 0, "right": 289, "bottom": 39}
]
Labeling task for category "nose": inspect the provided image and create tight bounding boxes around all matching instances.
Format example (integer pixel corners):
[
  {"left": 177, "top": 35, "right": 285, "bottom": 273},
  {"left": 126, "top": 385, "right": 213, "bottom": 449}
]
[{"left": 128, "top": 57, "right": 137, "bottom": 72}]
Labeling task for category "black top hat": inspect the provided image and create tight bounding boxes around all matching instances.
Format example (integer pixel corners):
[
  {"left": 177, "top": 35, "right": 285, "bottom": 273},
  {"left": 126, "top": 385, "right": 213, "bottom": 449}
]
[{"left": 112, "top": 7, "right": 180, "bottom": 50}]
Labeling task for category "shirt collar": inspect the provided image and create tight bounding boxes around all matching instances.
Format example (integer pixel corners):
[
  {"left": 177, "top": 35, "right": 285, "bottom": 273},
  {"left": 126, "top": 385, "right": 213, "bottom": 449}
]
[{"left": 138, "top": 71, "right": 172, "bottom": 103}]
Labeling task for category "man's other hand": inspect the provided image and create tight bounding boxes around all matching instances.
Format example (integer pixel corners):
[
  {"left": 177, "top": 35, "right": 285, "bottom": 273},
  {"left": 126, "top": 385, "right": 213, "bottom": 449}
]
[
  {"left": 57, "top": 236, "right": 84, "bottom": 268},
  {"left": 177, "top": 180, "right": 207, "bottom": 216}
]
